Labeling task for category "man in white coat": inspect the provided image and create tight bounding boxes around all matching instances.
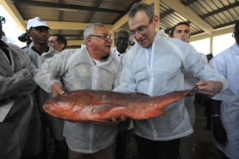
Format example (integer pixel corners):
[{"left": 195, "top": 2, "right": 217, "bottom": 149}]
[
  {"left": 111, "top": 30, "right": 130, "bottom": 63},
  {"left": 24, "top": 17, "right": 66, "bottom": 159},
  {"left": 209, "top": 20, "right": 239, "bottom": 159},
  {"left": 114, "top": 3, "right": 227, "bottom": 159},
  {"left": 34, "top": 23, "right": 121, "bottom": 159},
  {"left": 169, "top": 22, "right": 206, "bottom": 159}
]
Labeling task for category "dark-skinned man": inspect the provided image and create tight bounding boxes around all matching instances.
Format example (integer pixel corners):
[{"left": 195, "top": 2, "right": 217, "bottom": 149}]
[{"left": 24, "top": 17, "right": 67, "bottom": 159}]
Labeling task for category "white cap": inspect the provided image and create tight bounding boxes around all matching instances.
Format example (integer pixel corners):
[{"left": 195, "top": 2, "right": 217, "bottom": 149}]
[{"left": 27, "top": 17, "right": 50, "bottom": 30}]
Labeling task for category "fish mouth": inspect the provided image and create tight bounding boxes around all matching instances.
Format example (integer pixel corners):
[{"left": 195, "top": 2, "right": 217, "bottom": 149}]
[
  {"left": 44, "top": 99, "right": 58, "bottom": 107},
  {"left": 43, "top": 99, "right": 59, "bottom": 112}
]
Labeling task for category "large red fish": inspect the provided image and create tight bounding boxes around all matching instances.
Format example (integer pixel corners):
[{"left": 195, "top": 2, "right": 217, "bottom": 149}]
[{"left": 43, "top": 89, "right": 194, "bottom": 123}]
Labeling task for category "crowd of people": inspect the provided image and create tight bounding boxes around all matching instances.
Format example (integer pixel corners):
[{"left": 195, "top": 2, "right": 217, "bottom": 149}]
[{"left": 0, "top": 2, "right": 238, "bottom": 159}]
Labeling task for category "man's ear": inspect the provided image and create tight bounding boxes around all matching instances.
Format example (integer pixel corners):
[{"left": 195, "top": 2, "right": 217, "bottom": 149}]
[
  {"left": 26, "top": 29, "right": 31, "bottom": 37},
  {"left": 153, "top": 15, "right": 159, "bottom": 28},
  {"left": 86, "top": 36, "right": 91, "bottom": 46},
  {"left": 60, "top": 43, "right": 65, "bottom": 50}
]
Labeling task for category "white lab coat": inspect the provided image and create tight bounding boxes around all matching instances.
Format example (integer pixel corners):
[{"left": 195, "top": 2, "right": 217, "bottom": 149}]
[
  {"left": 111, "top": 48, "right": 127, "bottom": 63},
  {"left": 210, "top": 43, "right": 239, "bottom": 159},
  {"left": 114, "top": 29, "right": 227, "bottom": 141},
  {"left": 34, "top": 47, "right": 121, "bottom": 153},
  {"left": 24, "top": 43, "right": 65, "bottom": 140},
  {"left": 0, "top": 41, "right": 42, "bottom": 159}
]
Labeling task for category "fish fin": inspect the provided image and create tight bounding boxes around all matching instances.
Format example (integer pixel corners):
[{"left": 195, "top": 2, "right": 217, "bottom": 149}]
[{"left": 136, "top": 92, "right": 150, "bottom": 97}]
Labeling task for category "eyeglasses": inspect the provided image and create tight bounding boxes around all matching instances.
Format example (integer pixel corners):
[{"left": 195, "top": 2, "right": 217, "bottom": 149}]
[
  {"left": 89, "top": 34, "right": 112, "bottom": 41},
  {"left": 0, "top": 16, "right": 6, "bottom": 24},
  {"left": 129, "top": 16, "right": 154, "bottom": 37}
]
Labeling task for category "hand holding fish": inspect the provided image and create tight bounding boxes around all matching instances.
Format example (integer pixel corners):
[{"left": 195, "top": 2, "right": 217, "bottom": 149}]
[
  {"left": 51, "top": 82, "right": 65, "bottom": 98},
  {"left": 196, "top": 80, "right": 223, "bottom": 98}
]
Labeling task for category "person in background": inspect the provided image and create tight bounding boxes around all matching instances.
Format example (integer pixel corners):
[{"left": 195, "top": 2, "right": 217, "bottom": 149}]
[
  {"left": 0, "top": 15, "right": 43, "bottom": 159},
  {"left": 111, "top": 30, "right": 130, "bottom": 159},
  {"left": 169, "top": 22, "right": 190, "bottom": 43},
  {"left": 25, "top": 17, "right": 67, "bottom": 159},
  {"left": 48, "top": 34, "right": 67, "bottom": 52},
  {"left": 111, "top": 30, "right": 130, "bottom": 63},
  {"left": 114, "top": 3, "right": 227, "bottom": 159},
  {"left": 34, "top": 23, "right": 122, "bottom": 159},
  {"left": 169, "top": 22, "right": 206, "bottom": 159},
  {"left": 209, "top": 20, "right": 239, "bottom": 159}
]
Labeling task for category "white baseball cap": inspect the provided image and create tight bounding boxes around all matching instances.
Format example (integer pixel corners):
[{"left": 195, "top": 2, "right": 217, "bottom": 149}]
[{"left": 27, "top": 17, "right": 50, "bottom": 30}]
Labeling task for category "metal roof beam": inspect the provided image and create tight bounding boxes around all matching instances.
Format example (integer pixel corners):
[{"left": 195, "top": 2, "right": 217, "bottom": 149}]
[
  {"left": 11, "top": 0, "right": 124, "bottom": 13},
  {"left": 110, "top": 0, "right": 155, "bottom": 32},
  {"left": 180, "top": 0, "right": 197, "bottom": 6},
  {"left": 162, "top": 0, "right": 214, "bottom": 34},
  {"left": 26, "top": 21, "right": 113, "bottom": 30},
  {"left": 160, "top": 9, "right": 174, "bottom": 19},
  {"left": 200, "top": 1, "right": 239, "bottom": 19},
  {"left": 112, "top": 0, "right": 140, "bottom": 24}
]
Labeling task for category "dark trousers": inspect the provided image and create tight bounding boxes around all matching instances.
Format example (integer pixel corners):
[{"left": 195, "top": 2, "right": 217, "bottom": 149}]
[
  {"left": 116, "top": 130, "right": 128, "bottom": 159},
  {"left": 69, "top": 141, "right": 116, "bottom": 159},
  {"left": 135, "top": 135, "right": 180, "bottom": 159}
]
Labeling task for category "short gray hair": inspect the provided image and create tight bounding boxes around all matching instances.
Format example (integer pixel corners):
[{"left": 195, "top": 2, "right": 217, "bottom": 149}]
[
  {"left": 129, "top": 3, "right": 155, "bottom": 20},
  {"left": 83, "top": 23, "right": 105, "bottom": 44}
]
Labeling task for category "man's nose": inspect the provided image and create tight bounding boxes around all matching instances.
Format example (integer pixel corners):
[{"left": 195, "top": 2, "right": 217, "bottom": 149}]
[
  {"left": 181, "top": 33, "right": 185, "bottom": 36},
  {"left": 107, "top": 38, "right": 112, "bottom": 43},
  {"left": 135, "top": 32, "right": 142, "bottom": 40}
]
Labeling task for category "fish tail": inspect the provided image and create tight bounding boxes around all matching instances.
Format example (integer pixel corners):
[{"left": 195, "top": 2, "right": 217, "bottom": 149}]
[{"left": 156, "top": 89, "right": 192, "bottom": 108}]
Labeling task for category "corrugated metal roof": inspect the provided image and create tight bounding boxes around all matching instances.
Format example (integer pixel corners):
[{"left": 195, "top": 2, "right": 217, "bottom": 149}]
[{"left": 4, "top": 0, "right": 239, "bottom": 48}]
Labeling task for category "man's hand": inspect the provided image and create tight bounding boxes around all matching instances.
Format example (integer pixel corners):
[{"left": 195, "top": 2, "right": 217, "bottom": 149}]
[
  {"left": 51, "top": 82, "right": 65, "bottom": 98},
  {"left": 196, "top": 81, "right": 223, "bottom": 98},
  {"left": 212, "top": 116, "right": 228, "bottom": 146},
  {"left": 110, "top": 115, "right": 126, "bottom": 124}
]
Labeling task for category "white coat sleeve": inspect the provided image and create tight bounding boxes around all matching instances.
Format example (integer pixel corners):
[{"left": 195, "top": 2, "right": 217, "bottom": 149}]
[
  {"left": 183, "top": 45, "right": 227, "bottom": 91},
  {"left": 0, "top": 46, "right": 37, "bottom": 100},
  {"left": 209, "top": 55, "right": 226, "bottom": 100},
  {"left": 34, "top": 53, "right": 67, "bottom": 93}
]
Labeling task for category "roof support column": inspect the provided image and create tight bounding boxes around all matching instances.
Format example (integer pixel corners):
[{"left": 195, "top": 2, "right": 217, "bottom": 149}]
[
  {"left": 154, "top": 0, "right": 160, "bottom": 31},
  {"left": 210, "top": 35, "right": 213, "bottom": 54},
  {"left": 110, "top": 30, "right": 115, "bottom": 48}
]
